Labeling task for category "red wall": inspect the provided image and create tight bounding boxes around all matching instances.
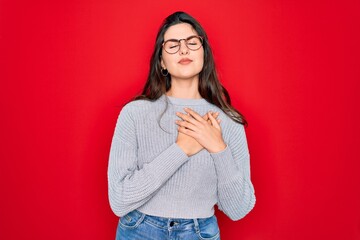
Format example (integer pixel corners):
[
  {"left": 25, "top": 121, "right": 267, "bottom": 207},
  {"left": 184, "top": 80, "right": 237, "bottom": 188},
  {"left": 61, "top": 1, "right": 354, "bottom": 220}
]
[{"left": 1, "top": 0, "right": 359, "bottom": 239}]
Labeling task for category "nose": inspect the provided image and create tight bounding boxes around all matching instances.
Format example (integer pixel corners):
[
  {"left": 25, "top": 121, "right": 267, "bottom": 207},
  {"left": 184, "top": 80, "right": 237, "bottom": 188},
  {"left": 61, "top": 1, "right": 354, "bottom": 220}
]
[{"left": 179, "top": 40, "right": 189, "bottom": 55}]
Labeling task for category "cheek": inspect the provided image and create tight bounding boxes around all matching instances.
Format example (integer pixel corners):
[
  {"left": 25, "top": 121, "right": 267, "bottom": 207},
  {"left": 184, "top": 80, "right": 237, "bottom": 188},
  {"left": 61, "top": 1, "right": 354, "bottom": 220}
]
[
  {"left": 161, "top": 55, "right": 175, "bottom": 68},
  {"left": 197, "top": 51, "right": 205, "bottom": 69}
]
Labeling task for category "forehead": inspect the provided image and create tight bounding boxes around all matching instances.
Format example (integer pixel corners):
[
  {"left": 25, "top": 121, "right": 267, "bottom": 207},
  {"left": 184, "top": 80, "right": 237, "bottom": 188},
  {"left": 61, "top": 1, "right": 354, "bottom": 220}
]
[{"left": 164, "top": 23, "right": 198, "bottom": 40}]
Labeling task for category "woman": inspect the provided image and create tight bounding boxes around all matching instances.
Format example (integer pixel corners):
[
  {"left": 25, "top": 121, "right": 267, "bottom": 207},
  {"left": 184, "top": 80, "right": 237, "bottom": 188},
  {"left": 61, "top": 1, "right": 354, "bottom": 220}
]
[{"left": 108, "top": 11, "right": 255, "bottom": 240}]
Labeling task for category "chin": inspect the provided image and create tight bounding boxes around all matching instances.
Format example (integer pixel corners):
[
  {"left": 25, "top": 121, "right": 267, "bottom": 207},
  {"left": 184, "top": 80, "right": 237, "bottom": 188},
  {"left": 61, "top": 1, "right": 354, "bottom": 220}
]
[
  {"left": 172, "top": 71, "right": 202, "bottom": 80},
  {"left": 175, "top": 75, "right": 199, "bottom": 81}
]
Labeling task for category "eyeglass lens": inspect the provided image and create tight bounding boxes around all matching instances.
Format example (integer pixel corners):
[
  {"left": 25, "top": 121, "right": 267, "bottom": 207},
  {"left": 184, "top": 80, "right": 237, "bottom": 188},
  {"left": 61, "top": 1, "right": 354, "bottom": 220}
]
[{"left": 163, "top": 36, "right": 203, "bottom": 54}]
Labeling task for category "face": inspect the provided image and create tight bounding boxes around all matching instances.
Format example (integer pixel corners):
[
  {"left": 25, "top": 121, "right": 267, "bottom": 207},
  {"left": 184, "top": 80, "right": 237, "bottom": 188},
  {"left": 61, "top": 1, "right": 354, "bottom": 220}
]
[{"left": 161, "top": 23, "right": 204, "bottom": 81}]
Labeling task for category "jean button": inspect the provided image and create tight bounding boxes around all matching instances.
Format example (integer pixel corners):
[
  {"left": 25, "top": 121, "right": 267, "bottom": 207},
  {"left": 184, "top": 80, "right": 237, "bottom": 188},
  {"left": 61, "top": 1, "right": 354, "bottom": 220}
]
[{"left": 170, "top": 221, "right": 175, "bottom": 227}]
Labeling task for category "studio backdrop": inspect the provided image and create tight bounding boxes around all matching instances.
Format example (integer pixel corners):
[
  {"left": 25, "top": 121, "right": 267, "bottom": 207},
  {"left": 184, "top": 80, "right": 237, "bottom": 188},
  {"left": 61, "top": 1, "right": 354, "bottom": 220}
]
[{"left": 1, "top": 0, "right": 359, "bottom": 239}]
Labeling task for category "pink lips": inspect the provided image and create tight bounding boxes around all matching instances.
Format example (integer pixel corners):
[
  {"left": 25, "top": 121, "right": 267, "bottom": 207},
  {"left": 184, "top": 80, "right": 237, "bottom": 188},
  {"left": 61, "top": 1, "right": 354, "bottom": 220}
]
[{"left": 178, "top": 58, "right": 193, "bottom": 64}]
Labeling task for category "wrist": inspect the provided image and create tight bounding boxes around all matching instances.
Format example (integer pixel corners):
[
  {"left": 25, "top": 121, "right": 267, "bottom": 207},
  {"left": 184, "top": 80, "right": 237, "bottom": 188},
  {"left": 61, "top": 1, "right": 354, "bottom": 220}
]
[
  {"left": 176, "top": 141, "right": 190, "bottom": 156},
  {"left": 208, "top": 142, "right": 227, "bottom": 153}
]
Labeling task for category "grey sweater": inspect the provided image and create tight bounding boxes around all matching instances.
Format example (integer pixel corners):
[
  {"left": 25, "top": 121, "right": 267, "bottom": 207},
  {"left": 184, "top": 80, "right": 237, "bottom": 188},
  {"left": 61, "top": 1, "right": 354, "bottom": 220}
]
[{"left": 108, "top": 95, "right": 255, "bottom": 220}]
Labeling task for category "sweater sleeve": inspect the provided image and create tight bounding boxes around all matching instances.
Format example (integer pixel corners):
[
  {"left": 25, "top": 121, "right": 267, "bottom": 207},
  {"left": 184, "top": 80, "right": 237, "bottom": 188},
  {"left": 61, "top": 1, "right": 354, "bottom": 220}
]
[
  {"left": 107, "top": 105, "right": 189, "bottom": 217},
  {"left": 210, "top": 122, "right": 256, "bottom": 221}
]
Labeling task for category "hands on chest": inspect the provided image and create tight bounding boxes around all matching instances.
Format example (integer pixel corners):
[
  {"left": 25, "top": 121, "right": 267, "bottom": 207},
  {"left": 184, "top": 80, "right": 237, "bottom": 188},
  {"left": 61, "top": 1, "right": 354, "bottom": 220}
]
[{"left": 175, "top": 108, "right": 227, "bottom": 156}]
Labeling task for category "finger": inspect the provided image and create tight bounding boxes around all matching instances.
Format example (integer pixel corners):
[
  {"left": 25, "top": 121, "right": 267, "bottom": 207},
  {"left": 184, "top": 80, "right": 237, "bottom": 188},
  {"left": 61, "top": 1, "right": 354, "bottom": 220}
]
[
  {"left": 202, "top": 113, "right": 209, "bottom": 121},
  {"left": 202, "top": 113, "right": 213, "bottom": 125},
  {"left": 201, "top": 111, "right": 218, "bottom": 121},
  {"left": 206, "top": 111, "right": 219, "bottom": 125},
  {"left": 210, "top": 111, "right": 218, "bottom": 116},
  {"left": 177, "top": 126, "right": 197, "bottom": 138},
  {"left": 208, "top": 118, "right": 220, "bottom": 126},
  {"left": 184, "top": 108, "right": 207, "bottom": 123},
  {"left": 209, "top": 111, "right": 219, "bottom": 120},
  {"left": 176, "top": 111, "right": 200, "bottom": 126},
  {"left": 175, "top": 120, "right": 197, "bottom": 131},
  {"left": 204, "top": 111, "right": 218, "bottom": 125},
  {"left": 208, "top": 112, "right": 221, "bottom": 130}
]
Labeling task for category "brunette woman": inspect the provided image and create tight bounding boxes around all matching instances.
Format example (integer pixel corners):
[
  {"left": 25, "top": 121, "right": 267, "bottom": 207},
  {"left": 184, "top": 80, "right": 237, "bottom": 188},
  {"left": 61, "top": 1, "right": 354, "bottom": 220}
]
[{"left": 108, "top": 11, "right": 255, "bottom": 240}]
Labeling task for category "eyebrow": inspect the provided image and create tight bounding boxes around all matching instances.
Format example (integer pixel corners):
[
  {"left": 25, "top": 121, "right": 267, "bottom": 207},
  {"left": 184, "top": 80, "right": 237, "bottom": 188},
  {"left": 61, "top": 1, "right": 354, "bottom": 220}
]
[{"left": 163, "top": 35, "right": 198, "bottom": 42}]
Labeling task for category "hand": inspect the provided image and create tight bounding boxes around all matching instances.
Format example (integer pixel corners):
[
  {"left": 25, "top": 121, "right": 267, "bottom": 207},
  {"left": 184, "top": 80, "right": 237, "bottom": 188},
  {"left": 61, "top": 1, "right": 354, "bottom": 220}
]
[
  {"left": 176, "top": 108, "right": 226, "bottom": 153},
  {"left": 203, "top": 111, "right": 220, "bottom": 125},
  {"left": 176, "top": 111, "right": 220, "bottom": 156}
]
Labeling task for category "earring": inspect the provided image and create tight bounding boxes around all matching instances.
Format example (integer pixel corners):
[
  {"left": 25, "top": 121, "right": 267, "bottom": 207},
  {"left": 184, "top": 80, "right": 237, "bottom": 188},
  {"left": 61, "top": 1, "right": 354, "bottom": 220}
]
[{"left": 161, "top": 68, "right": 169, "bottom": 77}]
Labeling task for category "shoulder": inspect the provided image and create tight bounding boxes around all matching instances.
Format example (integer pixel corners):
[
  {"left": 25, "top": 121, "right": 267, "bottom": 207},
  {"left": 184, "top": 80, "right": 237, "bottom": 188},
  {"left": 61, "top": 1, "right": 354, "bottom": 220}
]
[
  {"left": 119, "top": 96, "right": 166, "bottom": 118},
  {"left": 122, "top": 99, "right": 153, "bottom": 110}
]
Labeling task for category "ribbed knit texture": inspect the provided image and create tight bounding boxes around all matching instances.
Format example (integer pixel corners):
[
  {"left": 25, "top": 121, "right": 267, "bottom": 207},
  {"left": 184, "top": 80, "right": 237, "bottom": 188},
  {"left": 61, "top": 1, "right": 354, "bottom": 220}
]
[{"left": 108, "top": 95, "right": 255, "bottom": 220}]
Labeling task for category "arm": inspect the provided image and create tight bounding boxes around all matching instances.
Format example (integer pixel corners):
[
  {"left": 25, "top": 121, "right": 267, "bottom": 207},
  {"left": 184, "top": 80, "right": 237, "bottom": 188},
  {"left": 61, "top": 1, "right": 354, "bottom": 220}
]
[
  {"left": 210, "top": 124, "right": 256, "bottom": 221},
  {"left": 175, "top": 108, "right": 255, "bottom": 220},
  {"left": 107, "top": 105, "right": 189, "bottom": 217}
]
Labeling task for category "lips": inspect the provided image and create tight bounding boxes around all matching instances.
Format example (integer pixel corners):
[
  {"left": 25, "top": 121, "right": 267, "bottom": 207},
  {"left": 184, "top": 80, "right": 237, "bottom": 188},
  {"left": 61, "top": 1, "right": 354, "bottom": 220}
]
[{"left": 178, "top": 58, "right": 193, "bottom": 64}]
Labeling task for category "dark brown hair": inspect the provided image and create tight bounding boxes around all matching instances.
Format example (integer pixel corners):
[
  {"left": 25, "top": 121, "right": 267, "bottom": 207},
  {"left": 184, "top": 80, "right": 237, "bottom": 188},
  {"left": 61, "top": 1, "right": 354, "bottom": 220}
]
[{"left": 135, "top": 11, "right": 247, "bottom": 125}]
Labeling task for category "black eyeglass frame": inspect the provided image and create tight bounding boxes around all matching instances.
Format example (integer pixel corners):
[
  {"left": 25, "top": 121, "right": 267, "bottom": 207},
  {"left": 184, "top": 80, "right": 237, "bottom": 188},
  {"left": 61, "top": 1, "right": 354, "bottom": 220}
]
[{"left": 162, "top": 35, "right": 204, "bottom": 54}]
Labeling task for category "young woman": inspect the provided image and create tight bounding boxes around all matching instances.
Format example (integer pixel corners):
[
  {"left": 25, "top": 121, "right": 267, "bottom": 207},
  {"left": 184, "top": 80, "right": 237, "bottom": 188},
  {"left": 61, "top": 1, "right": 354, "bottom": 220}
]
[{"left": 108, "top": 11, "right": 255, "bottom": 240}]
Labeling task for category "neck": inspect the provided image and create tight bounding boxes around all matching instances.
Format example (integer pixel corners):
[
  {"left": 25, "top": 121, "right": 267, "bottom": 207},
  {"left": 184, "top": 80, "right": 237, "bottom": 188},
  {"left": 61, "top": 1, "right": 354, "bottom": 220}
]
[{"left": 166, "top": 76, "right": 201, "bottom": 99}]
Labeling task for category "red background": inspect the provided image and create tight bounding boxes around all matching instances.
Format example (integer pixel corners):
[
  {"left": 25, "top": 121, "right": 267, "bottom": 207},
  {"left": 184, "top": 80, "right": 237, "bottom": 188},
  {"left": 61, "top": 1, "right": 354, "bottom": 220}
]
[{"left": 1, "top": 0, "right": 359, "bottom": 239}]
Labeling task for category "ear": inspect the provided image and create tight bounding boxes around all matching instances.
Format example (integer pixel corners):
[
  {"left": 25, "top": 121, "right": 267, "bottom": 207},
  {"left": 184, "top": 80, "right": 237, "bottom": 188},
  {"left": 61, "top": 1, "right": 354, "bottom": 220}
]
[{"left": 160, "top": 57, "right": 166, "bottom": 69}]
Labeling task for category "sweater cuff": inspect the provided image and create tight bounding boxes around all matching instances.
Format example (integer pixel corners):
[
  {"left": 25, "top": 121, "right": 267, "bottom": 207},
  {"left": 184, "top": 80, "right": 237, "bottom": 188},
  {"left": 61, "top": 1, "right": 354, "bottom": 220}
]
[{"left": 210, "top": 146, "right": 240, "bottom": 181}]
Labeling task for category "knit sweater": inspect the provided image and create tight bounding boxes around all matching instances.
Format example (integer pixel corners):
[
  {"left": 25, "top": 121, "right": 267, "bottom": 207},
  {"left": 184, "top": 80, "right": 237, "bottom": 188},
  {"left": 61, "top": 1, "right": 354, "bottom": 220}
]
[{"left": 108, "top": 95, "right": 255, "bottom": 220}]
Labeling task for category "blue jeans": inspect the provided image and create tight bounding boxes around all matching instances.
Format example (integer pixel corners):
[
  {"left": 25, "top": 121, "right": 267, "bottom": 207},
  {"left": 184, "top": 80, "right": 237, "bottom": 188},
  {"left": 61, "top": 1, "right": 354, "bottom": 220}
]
[{"left": 115, "top": 210, "right": 220, "bottom": 240}]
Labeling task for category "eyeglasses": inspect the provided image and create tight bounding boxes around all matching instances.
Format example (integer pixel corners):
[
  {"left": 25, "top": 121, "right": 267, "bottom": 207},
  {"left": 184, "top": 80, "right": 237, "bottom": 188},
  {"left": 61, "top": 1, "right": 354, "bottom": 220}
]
[{"left": 162, "top": 35, "right": 203, "bottom": 54}]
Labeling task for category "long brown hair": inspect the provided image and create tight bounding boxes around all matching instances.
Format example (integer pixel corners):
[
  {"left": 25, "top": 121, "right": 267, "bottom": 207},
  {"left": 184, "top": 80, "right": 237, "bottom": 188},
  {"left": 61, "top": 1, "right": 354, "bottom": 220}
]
[{"left": 135, "top": 11, "right": 247, "bottom": 125}]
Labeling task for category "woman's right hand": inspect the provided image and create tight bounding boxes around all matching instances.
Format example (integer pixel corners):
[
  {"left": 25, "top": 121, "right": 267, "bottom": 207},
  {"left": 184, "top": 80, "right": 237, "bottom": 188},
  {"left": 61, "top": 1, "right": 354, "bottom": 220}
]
[{"left": 176, "top": 111, "right": 219, "bottom": 156}]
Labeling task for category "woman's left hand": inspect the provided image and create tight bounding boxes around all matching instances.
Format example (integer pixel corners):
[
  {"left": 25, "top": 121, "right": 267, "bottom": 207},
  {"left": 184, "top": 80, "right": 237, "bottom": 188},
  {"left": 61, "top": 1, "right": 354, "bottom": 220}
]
[{"left": 175, "top": 108, "right": 227, "bottom": 153}]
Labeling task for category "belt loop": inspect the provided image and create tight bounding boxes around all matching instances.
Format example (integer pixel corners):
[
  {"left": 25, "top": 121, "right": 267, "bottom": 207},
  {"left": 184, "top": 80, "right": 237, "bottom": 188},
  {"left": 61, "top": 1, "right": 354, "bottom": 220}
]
[{"left": 193, "top": 218, "right": 200, "bottom": 233}]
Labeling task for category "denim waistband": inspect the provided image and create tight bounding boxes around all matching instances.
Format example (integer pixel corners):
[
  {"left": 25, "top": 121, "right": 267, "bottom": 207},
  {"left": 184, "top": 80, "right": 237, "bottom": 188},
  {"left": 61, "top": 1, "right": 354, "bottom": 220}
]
[{"left": 132, "top": 210, "right": 214, "bottom": 231}]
